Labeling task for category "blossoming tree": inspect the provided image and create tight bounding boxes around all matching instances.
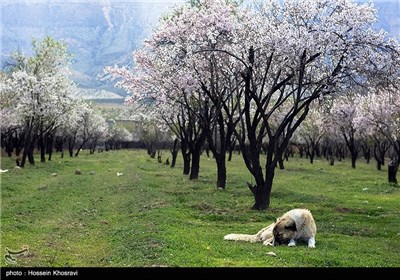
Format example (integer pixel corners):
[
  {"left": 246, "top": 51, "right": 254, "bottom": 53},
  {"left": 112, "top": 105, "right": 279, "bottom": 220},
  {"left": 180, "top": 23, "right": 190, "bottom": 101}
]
[
  {"left": 106, "top": 0, "right": 400, "bottom": 210},
  {"left": 356, "top": 87, "right": 400, "bottom": 182},
  {"left": 1, "top": 37, "right": 79, "bottom": 166},
  {"left": 294, "top": 103, "right": 326, "bottom": 164},
  {"left": 328, "top": 94, "right": 362, "bottom": 168}
]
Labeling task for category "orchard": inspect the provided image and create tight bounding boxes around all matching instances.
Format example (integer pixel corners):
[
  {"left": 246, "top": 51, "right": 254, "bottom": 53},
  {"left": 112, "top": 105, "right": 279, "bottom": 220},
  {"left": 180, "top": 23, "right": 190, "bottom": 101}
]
[
  {"left": 105, "top": 0, "right": 400, "bottom": 210},
  {"left": 1, "top": 0, "right": 399, "bottom": 210}
]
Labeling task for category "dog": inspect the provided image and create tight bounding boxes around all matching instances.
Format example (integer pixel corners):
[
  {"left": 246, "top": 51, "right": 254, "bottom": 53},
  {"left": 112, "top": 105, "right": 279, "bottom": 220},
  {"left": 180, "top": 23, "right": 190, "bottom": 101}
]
[{"left": 224, "top": 208, "right": 316, "bottom": 248}]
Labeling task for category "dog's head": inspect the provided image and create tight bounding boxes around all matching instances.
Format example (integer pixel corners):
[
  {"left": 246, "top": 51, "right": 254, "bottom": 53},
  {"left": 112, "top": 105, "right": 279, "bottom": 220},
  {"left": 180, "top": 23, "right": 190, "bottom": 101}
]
[{"left": 272, "top": 217, "right": 297, "bottom": 246}]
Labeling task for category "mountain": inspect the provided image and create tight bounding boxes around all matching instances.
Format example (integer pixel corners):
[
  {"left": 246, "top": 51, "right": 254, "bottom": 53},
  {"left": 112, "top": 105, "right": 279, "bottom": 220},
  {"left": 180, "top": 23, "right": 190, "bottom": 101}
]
[
  {"left": 1, "top": 0, "right": 184, "bottom": 100},
  {"left": 1, "top": 0, "right": 399, "bottom": 101}
]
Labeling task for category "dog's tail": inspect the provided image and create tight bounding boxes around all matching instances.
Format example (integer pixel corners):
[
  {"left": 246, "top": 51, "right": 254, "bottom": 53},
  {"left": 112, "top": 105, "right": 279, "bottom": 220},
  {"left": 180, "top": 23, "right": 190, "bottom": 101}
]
[
  {"left": 224, "top": 222, "right": 275, "bottom": 244},
  {"left": 224, "top": 233, "right": 259, "bottom": 243}
]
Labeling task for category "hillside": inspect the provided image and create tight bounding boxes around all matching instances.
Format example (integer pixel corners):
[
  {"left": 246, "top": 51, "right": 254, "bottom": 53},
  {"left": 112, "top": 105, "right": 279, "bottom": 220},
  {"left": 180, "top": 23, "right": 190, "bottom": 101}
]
[
  {"left": 1, "top": 0, "right": 183, "bottom": 100},
  {"left": 1, "top": 0, "right": 398, "bottom": 102}
]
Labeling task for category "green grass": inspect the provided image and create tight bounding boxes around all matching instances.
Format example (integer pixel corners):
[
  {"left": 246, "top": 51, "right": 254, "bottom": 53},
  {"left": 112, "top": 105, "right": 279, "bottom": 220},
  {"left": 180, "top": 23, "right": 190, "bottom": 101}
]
[{"left": 1, "top": 149, "right": 399, "bottom": 267}]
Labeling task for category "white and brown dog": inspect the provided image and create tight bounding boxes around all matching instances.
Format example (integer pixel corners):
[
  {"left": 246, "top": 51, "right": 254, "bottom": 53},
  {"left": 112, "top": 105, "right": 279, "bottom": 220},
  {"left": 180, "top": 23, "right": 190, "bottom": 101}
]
[{"left": 224, "top": 208, "right": 316, "bottom": 248}]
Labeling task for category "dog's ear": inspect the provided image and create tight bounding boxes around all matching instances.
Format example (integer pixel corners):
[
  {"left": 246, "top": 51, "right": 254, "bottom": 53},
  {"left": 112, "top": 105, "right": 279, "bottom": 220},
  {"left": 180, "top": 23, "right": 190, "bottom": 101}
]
[{"left": 284, "top": 220, "right": 297, "bottom": 231}]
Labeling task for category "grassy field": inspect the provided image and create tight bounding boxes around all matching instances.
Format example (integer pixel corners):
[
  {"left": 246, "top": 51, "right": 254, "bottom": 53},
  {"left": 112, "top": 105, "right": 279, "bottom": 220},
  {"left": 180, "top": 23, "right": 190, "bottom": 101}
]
[{"left": 0, "top": 149, "right": 399, "bottom": 268}]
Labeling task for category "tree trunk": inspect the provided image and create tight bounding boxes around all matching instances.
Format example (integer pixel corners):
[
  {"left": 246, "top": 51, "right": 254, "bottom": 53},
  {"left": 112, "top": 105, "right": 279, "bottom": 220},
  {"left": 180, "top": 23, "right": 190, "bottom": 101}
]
[
  {"left": 309, "top": 154, "right": 314, "bottom": 164},
  {"left": 20, "top": 126, "right": 34, "bottom": 167},
  {"left": 315, "top": 145, "right": 321, "bottom": 158},
  {"left": 351, "top": 154, "right": 357, "bottom": 169},
  {"left": 248, "top": 183, "right": 269, "bottom": 210},
  {"left": 15, "top": 136, "right": 24, "bottom": 156},
  {"left": 75, "top": 139, "right": 89, "bottom": 157},
  {"left": 248, "top": 163, "right": 273, "bottom": 210},
  {"left": 278, "top": 157, "right": 285, "bottom": 170},
  {"left": 373, "top": 141, "right": 387, "bottom": 171},
  {"left": 228, "top": 147, "right": 233, "bottom": 161},
  {"left": 309, "top": 145, "right": 315, "bottom": 164},
  {"left": 216, "top": 154, "right": 226, "bottom": 189},
  {"left": 183, "top": 152, "right": 190, "bottom": 175},
  {"left": 245, "top": 144, "right": 271, "bottom": 210},
  {"left": 46, "top": 133, "right": 53, "bottom": 161},
  {"left": 27, "top": 138, "right": 36, "bottom": 165},
  {"left": 55, "top": 136, "right": 63, "bottom": 152},
  {"left": 284, "top": 147, "right": 290, "bottom": 161},
  {"left": 5, "top": 133, "right": 13, "bottom": 157},
  {"left": 21, "top": 151, "right": 27, "bottom": 168},
  {"left": 189, "top": 149, "right": 201, "bottom": 180},
  {"left": 39, "top": 133, "right": 46, "bottom": 163},
  {"left": 21, "top": 135, "right": 36, "bottom": 167},
  {"left": 181, "top": 140, "right": 190, "bottom": 175},
  {"left": 364, "top": 148, "right": 370, "bottom": 163},
  {"left": 170, "top": 138, "right": 179, "bottom": 168},
  {"left": 388, "top": 161, "right": 398, "bottom": 184},
  {"left": 227, "top": 137, "right": 236, "bottom": 162},
  {"left": 204, "top": 116, "right": 230, "bottom": 189},
  {"left": 343, "top": 133, "right": 358, "bottom": 168},
  {"left": 68, "top": 135, "right": 76, "bottom": 157}
]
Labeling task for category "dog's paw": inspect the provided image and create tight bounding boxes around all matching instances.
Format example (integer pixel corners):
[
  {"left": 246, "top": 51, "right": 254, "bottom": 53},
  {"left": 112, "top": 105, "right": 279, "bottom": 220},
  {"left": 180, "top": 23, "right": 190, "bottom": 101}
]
[
  {"left": 262, "top": 238, "right": 274, "bottom": 246},
  {"left": 308, "top": 237, "right": 316, "bottom": 248},
  {"left": 288, "top": 240, "right": 296, "bottom": 247}
]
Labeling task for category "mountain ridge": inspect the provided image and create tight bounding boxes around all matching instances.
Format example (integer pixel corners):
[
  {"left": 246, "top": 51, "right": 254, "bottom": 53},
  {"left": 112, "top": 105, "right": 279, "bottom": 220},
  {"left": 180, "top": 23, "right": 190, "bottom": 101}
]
[
  {"left": 1, "top": 0, "right": 399, "bottom": 100},
  {"left": 1, "top": 0, "right": 182, "bottom": 100}
]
